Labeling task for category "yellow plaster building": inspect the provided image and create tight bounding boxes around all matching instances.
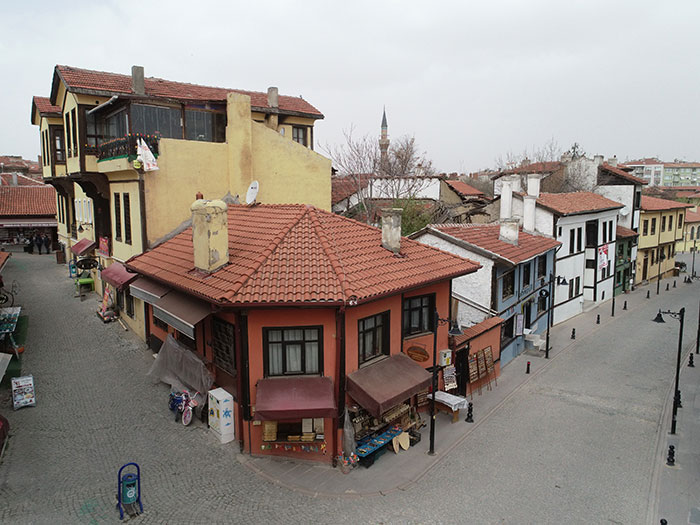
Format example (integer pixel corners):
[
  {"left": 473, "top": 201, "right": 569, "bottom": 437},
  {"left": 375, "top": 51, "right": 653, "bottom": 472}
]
[
  {"left": 676, "top": 207, "right": 700, "bottom": 254},
  {"left": 636, "top": 195, "right": 691, "bottom": 284},
  {"left": 32, "top": 65, "right": 331, "bottom": 340}
]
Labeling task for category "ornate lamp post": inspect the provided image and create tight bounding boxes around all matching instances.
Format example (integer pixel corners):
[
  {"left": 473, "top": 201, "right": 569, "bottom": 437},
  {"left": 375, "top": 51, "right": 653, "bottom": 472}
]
[
  {"left": 429, "top": 310, "right": 463, "bottom": 455},
  {"left": 652, "top": 307, "right": 686, "bottom": 435}
]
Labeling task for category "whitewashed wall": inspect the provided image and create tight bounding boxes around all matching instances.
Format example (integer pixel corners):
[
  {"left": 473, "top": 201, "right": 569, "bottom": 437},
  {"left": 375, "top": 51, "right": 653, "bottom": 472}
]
[
  {"left": 596, "top": 185, "right": 632, "bottom": 229},
  {"left": 368, "top": 177, "right": 441, "bottom": 200}
]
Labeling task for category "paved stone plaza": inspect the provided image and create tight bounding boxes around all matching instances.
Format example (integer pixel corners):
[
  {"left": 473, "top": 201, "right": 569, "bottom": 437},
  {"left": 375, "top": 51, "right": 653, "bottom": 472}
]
[{"left": 0, "top": 252, "right": 697, "bottom": 524}]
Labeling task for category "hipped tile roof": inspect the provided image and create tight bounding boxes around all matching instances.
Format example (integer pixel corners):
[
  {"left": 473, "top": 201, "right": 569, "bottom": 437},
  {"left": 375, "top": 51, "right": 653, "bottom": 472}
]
[
  {"left": 126, "top": 204, "right": 481, "bottom": 306},
  {"left": 534, "top": 192, "right": 623, "bottom": 216},
  {"left": 0, "top": 173, "right": 45, "bottom": 186},
  {"left": 0, "top": 186, "right": 56, "bottom": 216},
  {"left": 453, "top": 316, "right": 504, "bottom": 348},
  {"left": 53, "top": 65, "right": 323, "bottom": 118},
  {"left": 640, "top": 195, "right": 693, "bottom": 211},
  {"left": 498, "top": 161, "right": 563, "bottom": 177},
  {"left": 445, "top": 180, "right": 485, "bottom": 198},
  {"left": 616, "top": 225, "right": 638, "bottom": 238},
  {"left": 685, "top": 210, "right": 700, "bottom": 223},
  {"left": 331, "top": 175, "right": 369, "bottom": 205},
  {"left": 421, "top": 223, "right": 561, "bottom": 265},
  {"left": 600, "top": 163, "right": 648, "bottom": 185}
]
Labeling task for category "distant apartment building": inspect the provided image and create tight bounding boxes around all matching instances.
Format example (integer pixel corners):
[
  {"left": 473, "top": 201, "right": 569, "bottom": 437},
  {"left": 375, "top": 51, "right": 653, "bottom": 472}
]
[{"left": 626, "top": 158, "right": 700, "bottom": 187}]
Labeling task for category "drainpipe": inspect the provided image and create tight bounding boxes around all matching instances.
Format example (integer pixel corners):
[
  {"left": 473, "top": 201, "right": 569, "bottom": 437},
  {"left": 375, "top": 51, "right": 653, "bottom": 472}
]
[
  {"left": 138, "top": 173, "right": 148, "bottom": 252},
  {"left": 335, "top": 307, "right": 346, "bottom": 462}
]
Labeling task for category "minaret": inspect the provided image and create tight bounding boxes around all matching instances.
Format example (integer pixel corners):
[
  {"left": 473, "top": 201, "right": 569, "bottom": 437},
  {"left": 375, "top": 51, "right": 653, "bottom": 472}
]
[{"left": 379, "top": 107, "right": 390, "bottom": 173}]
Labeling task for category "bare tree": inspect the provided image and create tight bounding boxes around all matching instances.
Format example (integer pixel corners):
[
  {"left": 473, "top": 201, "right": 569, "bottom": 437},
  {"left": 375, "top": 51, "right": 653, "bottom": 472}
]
[
  {"left": 494, "top": 138, "right": 562, "bottom": 170},
  {"left": 324, "top": 129, "right": 436, "bottom": 223}
]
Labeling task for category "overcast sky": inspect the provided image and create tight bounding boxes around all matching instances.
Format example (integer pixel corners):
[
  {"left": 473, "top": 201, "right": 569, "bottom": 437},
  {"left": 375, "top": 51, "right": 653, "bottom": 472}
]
[{"left": 3, "top": 0, "right": 699, "bottom": 173}]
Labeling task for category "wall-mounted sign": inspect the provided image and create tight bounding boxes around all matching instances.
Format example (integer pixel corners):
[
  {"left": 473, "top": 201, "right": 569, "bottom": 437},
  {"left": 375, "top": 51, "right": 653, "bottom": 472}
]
[
  {"left": 99, "top": 236, "right": 110, "bottom": 257},
  {"left": 598, "top": 244, "right": 609, "bottom": 269},
  {"left": 406, "top": 346, "right": 429, "bottom": 362},
  {"left": 443, "top": 365, "right": 457, "bottom": 391}
]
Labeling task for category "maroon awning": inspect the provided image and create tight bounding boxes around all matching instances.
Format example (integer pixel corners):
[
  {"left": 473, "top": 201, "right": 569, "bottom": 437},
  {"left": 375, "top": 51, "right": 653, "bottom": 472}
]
[
  {"left": 70, "top": 238, "right": 97, "bottom": 256},
  {"left": 100, "top": 262, "right": 137, "bottom": 290},
  {"left": 347, "top": 353, "right": 431, "bottom": 418},
  {"left": 254, "top": 376, "right": 336, "bottom": 421}
]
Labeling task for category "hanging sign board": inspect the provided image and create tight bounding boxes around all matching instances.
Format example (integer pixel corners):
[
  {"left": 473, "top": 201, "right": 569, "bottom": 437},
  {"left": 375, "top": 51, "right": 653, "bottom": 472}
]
[
  {"left": 484, "top": 347, "right": 495, "bottom": 375},
  {"left": 598, "top": 244, "right": 609, "bottom": 269},
  {"left": 476, "top": 351, "right": 487, "bottom": 379},
  {"left": 467, "top": 354, "right": 479, "bottom": 383},
  {"left": 443, "top": 365, "right": 457, "bottom": 391},
  {"left": 515, "top": 314, "right": 524, "bottom": 336},
  {"left": 12, "top": 375, "right": 36, "bottom": 410}
]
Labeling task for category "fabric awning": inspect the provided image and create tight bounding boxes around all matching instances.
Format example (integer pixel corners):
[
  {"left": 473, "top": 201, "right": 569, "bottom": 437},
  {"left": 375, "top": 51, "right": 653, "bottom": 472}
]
[
  {"left": 153, "top": 290, "right": 210, "bottom": 339},
  {"left": 70, "top": 238, "right": 97, "bottom": 256},
  {"left": 254, "top": 376, "right": 336, "bottom": 421},
  {"left": 100, "top": 262, "right": 137, "bottom": 290},
  {"left": 129, "top": 277, "right": 171, "bottom": 305},
  {"left": 347, "top": 353, "right": 431, "bottom": 418}
]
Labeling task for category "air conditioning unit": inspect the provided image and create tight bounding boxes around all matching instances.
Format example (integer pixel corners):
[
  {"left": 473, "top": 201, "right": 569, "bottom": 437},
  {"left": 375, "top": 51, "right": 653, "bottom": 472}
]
[{"left": 439, "top": 349, "right": 452, "bottom": 367}]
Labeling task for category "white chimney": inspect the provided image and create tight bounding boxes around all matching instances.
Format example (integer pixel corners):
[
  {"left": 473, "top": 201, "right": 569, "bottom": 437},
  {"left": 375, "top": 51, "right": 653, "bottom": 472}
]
[
  {"left": 526, "top": 173, "right": 541, "bottom": 199},
  {"left": 607, "top": 156, "right": 618, "bottom": 167},
  {"left": 267, "top": 86, "right": 279, "bottom": 108},
  {"left": 131, "top": 65, "right": 145, "bottom": 95},
  {"left": 594, "top": 154, "right": 604, "bottom": 166},
  {"left": 523, "top": 196, "right": 537, "bottom": 233},
  {"left": 499, "top": 219, "right": 519, "bottom": 245},
  {"left": 381, "top": 208, "right": 402, "bottom": 254},
  {"left": 191, "top": 198, "right": 229, "bottom": 273},
  {"left": 499, "top": 176, "right": 515, "bottom": 220},
  {"left": 11, "top": 173, "right": 18, "bottom": 186}
]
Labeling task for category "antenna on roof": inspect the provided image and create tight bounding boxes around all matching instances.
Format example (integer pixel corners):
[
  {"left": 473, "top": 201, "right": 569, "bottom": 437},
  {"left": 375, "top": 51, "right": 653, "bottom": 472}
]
[{"left": 245, "top": 180, "right": 259, "bottom": 205}]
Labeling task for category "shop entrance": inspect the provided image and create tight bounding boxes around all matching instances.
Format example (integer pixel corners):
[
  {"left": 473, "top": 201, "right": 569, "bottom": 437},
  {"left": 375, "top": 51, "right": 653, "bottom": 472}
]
[{"left": 454, "top": 347, "right": 468, "bottom": 397}]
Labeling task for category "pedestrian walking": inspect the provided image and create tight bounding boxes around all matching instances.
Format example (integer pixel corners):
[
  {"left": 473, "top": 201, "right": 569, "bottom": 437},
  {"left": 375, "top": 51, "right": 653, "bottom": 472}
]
[
  {"left": 34, "top": 234, "right": 42, "bottom": 254},
  {"left": 26, "top": 235, "right": 34, "bottom": 254},
  {"left": 42, "top": 233, "right": 51, "bottom": 254}
]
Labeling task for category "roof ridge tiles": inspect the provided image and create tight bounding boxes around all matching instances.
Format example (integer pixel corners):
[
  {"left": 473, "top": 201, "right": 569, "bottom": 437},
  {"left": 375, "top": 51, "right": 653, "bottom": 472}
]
[
  {"left": 220, "top": 206, "right": 308, "bottom": 302},
  {"left": 308, "top": 207, "right": 355, "bottom": 303}
]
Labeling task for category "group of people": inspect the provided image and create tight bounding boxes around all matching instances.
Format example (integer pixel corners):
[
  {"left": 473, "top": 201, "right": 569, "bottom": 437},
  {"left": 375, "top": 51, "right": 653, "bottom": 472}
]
[{"left": 27, "top": 233, "right": 52, "bottom": 255}]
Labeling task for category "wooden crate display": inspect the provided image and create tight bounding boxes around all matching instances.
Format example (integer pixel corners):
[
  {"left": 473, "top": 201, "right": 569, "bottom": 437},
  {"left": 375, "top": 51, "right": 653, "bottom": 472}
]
[{"left": 262, "top": 421, "right": 277, "bottom": 442}]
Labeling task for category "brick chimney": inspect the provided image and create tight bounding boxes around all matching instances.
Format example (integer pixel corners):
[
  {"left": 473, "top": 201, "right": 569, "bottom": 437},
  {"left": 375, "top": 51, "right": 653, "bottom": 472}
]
[
  {"left": 191, "top": 198, "right": 229, "bottom": 273},
  {"left": 132, "top": 65, "right": 145, "bottom": 95},
  {"left": 381, "top": 208, "right": 402, "bottom": 254}
]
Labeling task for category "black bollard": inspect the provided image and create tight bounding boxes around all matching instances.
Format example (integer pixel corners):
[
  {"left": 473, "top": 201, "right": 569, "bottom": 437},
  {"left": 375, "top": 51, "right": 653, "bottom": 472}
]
[
  {"left": 465, "top": 402, "right": 474, "bottom": 423},
  {"left": 673, "top": 280, "right": 676, "bottom": 288},
  {"left": 596, "top": 314, "right": 600, "bottom": 325},
  {"left": 667, "top": 445, "right": 675, "bottom": 466},
  {"left": 690, "top": 353, "right": 695, "bottom": 368},
  {"left": 646, "top": 290, "right": 650, "bottom": 299},
  {"left": 571, "top": 328, "right": 576, "bottom": 340},
  {"left": 623, "top": 300, "right": 628, "bottom": 310},
  {"left": 666, "top": 283, "right": 670, "bottom": 291},
  {"left": 526, "top": 361, "right": 531, "bottom": 374},
  {"left": 661, "top": 520, "right": 668, "bottom": 525}
]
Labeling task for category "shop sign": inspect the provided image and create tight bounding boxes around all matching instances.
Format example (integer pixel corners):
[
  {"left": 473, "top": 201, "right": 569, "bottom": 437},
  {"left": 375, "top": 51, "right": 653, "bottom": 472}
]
[
  {"left": 406, "top": 346, "right": 429, "bottom": 362},
  {"left": 12, "top": 375, "right": 36, "bottom": 410},
  {"left": 598, "top": 244, "right": 609, "bottom": 269},
  {"left": 99, "top": 236, "right": 111, "bottom": 257},
  {"left": 515, "top": 314, "right": 524, "bottom": 336}
]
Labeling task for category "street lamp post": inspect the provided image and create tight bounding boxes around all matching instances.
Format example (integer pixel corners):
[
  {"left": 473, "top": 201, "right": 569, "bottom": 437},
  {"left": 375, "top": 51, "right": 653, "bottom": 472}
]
[
  {"left": 429, "top": 310, "right": 463, "bottom": 455},
  {"left": 544, "top": 273, "right": 567, "bottom": 359},
  {"left": 652, "top": 307, "right": 686, "bottom": 435}
]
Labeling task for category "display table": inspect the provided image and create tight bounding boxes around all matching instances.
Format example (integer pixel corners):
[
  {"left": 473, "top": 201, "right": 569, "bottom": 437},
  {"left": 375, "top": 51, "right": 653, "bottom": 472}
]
[
  {"left": 433, "top": 391, "right": 469, "bottom": 423},
  {"left": 356, "top": 425, "right": 403, "bottom": 467}
]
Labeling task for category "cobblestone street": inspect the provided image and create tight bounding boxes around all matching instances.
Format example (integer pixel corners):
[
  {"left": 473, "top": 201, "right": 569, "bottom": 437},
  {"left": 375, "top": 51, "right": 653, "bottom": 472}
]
[{"left": 0, "top": 252, "right": 698, "bottom": 524}]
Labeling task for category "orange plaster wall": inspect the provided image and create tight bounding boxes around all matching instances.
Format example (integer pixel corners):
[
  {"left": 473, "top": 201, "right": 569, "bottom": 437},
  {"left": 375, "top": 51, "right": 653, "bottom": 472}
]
[
  {"left": 466, "top": 324, "right": 502, "bottom": 396},
  {"left": 245, "top": 307, "right": 338, "bottom": 463}
]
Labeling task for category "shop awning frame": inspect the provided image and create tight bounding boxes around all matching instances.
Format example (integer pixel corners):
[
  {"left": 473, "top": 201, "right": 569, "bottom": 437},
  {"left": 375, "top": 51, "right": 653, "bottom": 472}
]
[
  {"left": 100, "top": 262, "right": 137, "bottom": 290},
  {"left": 254, "top": 376, "right": 336, "bottom": 421},
  {"left": 152, "top": 290, "right": 210, "bottom": 339},
  {"left": 130, "top": 277, "right": 171, "bottom": 305},
  {"left": 347, "top": 353, "right": 431, "bottom": 418},
  {"left": 70, "top": 238, "right": 97, "bottom": 256}
]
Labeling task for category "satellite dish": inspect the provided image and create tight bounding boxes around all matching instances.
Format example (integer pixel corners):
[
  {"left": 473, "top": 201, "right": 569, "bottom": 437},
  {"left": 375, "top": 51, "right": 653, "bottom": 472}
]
[
  {"left": 245, "top": 180, "right": 259, "bottom": 205},
  {"left": 619, "top": 206, "right": 630, "bottom": 217}
]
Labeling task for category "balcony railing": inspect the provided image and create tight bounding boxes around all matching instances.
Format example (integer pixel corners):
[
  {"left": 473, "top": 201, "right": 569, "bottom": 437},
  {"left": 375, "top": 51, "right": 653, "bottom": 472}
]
[{"left": 96, "top": 134, "right": 160, "bottom": 162}]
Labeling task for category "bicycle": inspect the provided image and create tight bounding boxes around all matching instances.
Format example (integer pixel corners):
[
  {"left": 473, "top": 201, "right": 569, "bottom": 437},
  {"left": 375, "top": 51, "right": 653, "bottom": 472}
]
[{"left": 0, "top": 279, "right": 19, "bottom": 307}]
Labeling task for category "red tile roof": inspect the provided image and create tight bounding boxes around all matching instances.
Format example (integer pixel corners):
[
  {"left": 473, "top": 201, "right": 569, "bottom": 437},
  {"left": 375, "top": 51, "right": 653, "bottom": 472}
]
[
  {"left": 600, "top": 163, "right": 648, "bottom": 185},
  {"left": 534, "top": 192, "right": 623, "bottom": 216},
  {"left": 331, "top": 175, "right": 369, "bottom": 205},
  {"left": 684, "top": 210, "right": 700, "bottom": 223},
  {"left": 0, "top": 156, "right": 39, "bottom": 172},
  {"left": 625, "top": 158, "right": 663, "bottom": 166},
  {"left": 0, "top": 186, "right": 56, "bottom": 216},
  {"left": 453, "top": 316, "right": 504, "bottom": 347},
  {"left": 0, "top": 173, "right": 45, "bottom": 186},
  {"left": 32, "top": 96, "right": 61, "bottom": 116},
  {"left": 640, "top": 195, "right": 693, "bottom": 211},
  {"left": 500, "top": 161, "right": 563, "bottom": 176},
  {"left": 445, "top": 180, "right": 485, "bottom": 198},
  {"left": 420, "top": 223, "right": 561, "bottom": 265},
  {"left": 616, "top": 225, "right": 638, "bottom": 238},
  {"left": 126, "top": 204, "right": 481, "bottom": 306},
  {"left": 53, "top": 65, "right": 323, "bottom": 118}
]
